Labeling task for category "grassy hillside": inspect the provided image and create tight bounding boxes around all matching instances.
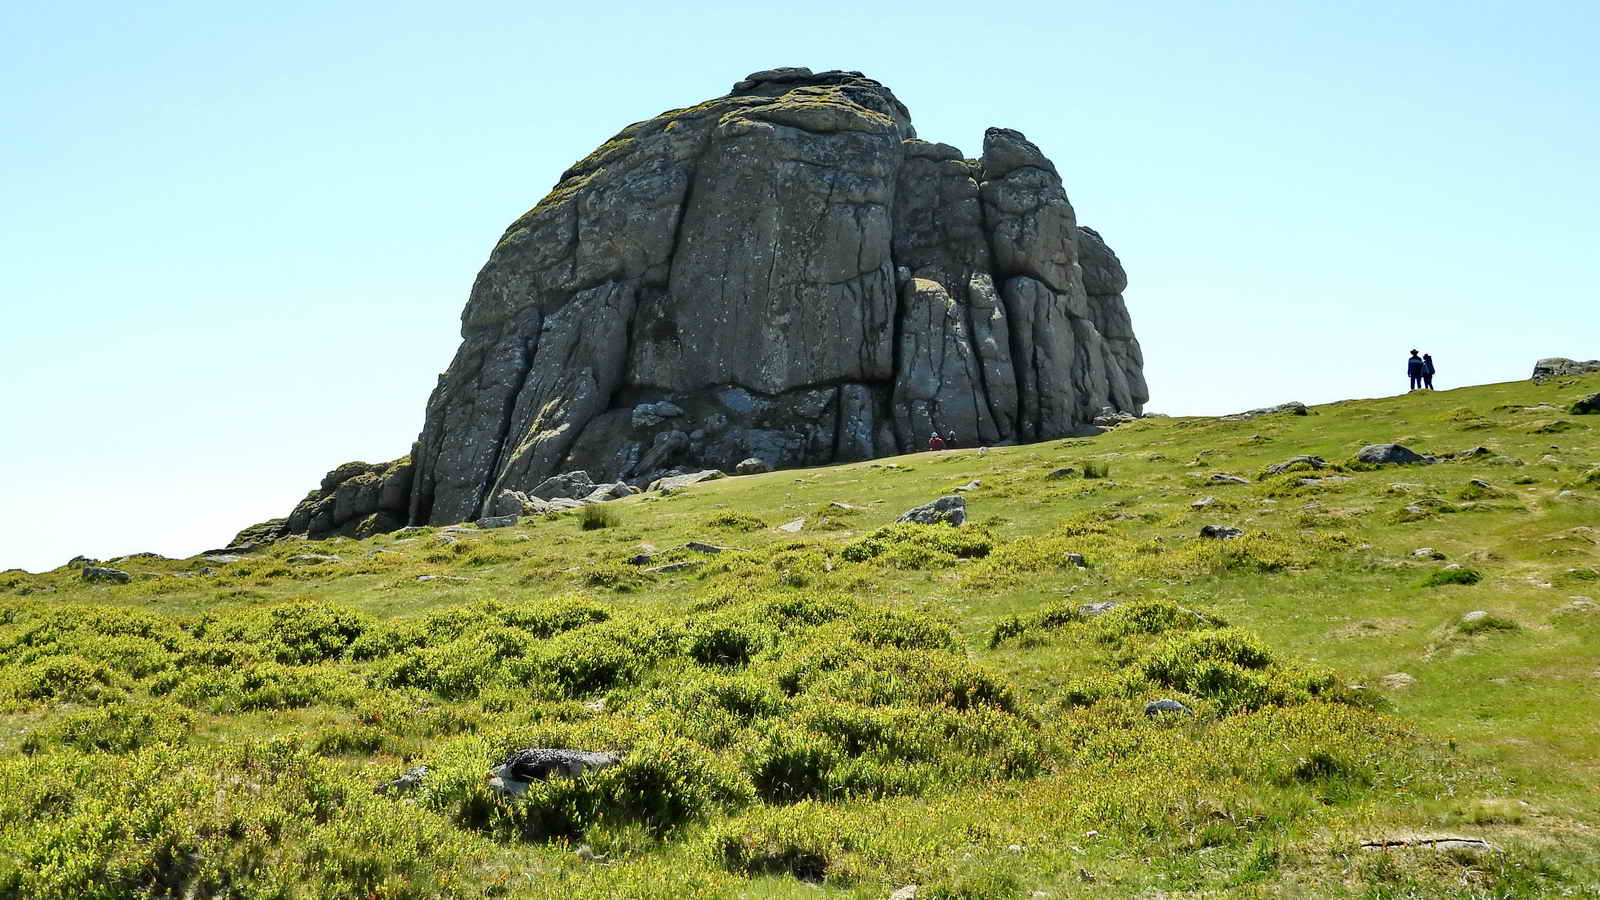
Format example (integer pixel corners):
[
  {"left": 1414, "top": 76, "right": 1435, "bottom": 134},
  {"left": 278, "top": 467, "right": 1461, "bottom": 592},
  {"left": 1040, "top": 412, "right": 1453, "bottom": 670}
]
[{"left": 3, "top": 375, "right": 1598, "bottom": 898}]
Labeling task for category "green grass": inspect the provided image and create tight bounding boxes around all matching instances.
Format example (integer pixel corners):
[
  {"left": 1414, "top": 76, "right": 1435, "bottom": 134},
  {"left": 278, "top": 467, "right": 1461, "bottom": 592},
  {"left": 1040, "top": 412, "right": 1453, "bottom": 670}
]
[{"left": 4, "top": 374, "right": 1600, "bottom": 897}]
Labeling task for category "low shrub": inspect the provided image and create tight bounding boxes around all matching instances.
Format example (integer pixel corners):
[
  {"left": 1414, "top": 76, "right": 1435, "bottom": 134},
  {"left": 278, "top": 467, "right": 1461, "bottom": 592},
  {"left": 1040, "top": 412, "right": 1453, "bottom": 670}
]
[
  {"left": 1423, "top": 568, "right": 1482, "bottom": 587},
  {"left": 703, "top": 511, "right": 767, "bottom": 532},
  {"left": 579, "top": 504, "right": 621, "bottom": 530}
]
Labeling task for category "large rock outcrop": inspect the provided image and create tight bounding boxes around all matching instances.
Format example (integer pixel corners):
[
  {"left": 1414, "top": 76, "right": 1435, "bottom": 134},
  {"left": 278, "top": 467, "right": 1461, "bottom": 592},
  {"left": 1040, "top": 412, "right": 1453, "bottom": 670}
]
[{"left": 244, "top": 68, "right": 1149, "bottom": 539}]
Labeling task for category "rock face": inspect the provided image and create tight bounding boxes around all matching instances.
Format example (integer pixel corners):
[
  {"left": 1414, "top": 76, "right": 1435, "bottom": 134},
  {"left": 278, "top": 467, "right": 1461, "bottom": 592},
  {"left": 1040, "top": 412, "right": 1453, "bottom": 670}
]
[
  {"left": 239, "top": 68, "right": 1149, "bottom": 540},
  {"left": 403, "top": 68, "right": 1147, "bottom": 525}
]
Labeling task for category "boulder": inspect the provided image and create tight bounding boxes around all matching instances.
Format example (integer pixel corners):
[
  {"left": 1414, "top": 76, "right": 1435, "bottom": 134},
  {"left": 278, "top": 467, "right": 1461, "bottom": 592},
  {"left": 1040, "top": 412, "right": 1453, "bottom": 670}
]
[
  {"left": 896, "top": 495, "right": 967, "bottom": 526},
  {"left": 489, "top": 749, "right": 621, "bottom": 798},
  {"left": 1532, "top": 358, "right": 1600, "bottom": 379},
  {"left": 1221, "top": 401, "right": 1308, "bottom": 421},
  {"left": 582, "top": 482, "right": 636, "bottom": 503},
  {"left": 1357, "top": 443, "right": 1429, "bottom": 465},
  {"left": 735, "top": 457, "right": 772, "bottom": 475},
  {"left": 647, "top": 470, "right": 725, "bottom": 493},
  {"left": 1144, "top": 698, "right": 1190, "bottom": 717},
  {"left": 489, "top": 489, "right": 530, "bottom": 518},
  {"left": 1571, "top": 393, "right": 1600, "bottom": 415},
  {"left": 529, "top": 471, "right": 597, "bottom": 501},
  {"left": 400, "top": 69, "right": 1147, "bottom": 527},
  {"left": 81, "top": 566, "right": 131, "bottom": 584}
]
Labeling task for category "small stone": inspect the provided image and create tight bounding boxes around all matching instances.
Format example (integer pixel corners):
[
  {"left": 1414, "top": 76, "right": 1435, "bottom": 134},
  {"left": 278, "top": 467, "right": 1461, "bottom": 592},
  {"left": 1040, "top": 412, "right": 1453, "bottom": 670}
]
[
  {"left": 828, "top": 501, "right": 856, "bottom": 510},
  {"left": 1208, "top": 473, "right": 1250, "bottom": 485},
  {"left": 474, "top": 514, "right": 519, "bottom": 529},
  {"left": 285, "top": 553, "right": 341, "bottom": 565},
  {"left": 1199, "top": 525, "right": 1244, "bottom": 539},
  {"left": 645, "top": 561, "right": 695, "bottom": 574},
  {"left": 1079, "top": 601, "right": 1117, "bottom": 617},
  {"left": 416, "top": 575, "right": 470, "bottom": 583},
  {"left": 776, "top": 518, "right": 805, "bottom": 533},
  {"left": 1412, "top": 548, "right": 1446, "bottom": 559},
  {"left": 574, "top": 845, "right": 609, "bottom": 863},
  {"left": 202, "top": 554, "right": 245, "bottom": 564},
  {"left": 1144, "top": 698, "right": 1190, "bottom": 717},
  {"left": 1063, "top": 552, "right": 1087, "bottom": 568},
  {"left": 888, "top": 886, "right": 919, "bottom": 900},
  {"left": 1046, "top": 467, "right": 1077, "bottom": 479},
  {"left": 1380, "top": 673, "right": 1416, "bottom": 690},
  {"left": 1191, "top": 496, "right": 1217, "bottom": 509},
  {"left": 685, "top": 541, "right": 739, "bottom": 554},
  {"left": 377, "top": 765, "right": 429, "bottom": 795},
  {"left": 1461, "top": 610, "right": 1489, "bottom": 623},
  {"left": 955, "top": 480, "right": 981, "bottom": 492}
]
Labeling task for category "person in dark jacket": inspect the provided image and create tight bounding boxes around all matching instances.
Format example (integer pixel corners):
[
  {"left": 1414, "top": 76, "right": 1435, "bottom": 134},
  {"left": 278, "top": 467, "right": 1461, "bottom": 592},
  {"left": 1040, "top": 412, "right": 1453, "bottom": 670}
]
[
  {"left": 1422, "top": 353, "right": 1436, "bottom": 390},
  {"left": 945, "top": 430, "right": 957, "bottom": 449},
  {"left": 1407, "top": 350, "right": 1425, "bottom": 391}
]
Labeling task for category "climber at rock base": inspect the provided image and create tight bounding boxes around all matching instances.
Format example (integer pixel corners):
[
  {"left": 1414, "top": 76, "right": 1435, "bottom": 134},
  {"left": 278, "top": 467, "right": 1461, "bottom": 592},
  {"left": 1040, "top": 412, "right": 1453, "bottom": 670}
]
[
  {"left": 946, "top": 430, "right": 957, "bottom": 449},
  {"left": 928, "top": 432, "right": 945, "bottom": 451}
]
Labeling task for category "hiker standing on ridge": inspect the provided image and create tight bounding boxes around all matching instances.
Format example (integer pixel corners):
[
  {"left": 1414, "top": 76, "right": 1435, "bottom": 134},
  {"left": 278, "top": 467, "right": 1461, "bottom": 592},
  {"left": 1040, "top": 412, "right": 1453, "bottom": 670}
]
[
  {"left": 928, "top": 432, "right": 945, "bottom": 451},
  {"left": 1422, "top": 353, "right": 1437, "bottom": 390},
  {"left": 1407, "top": 350, "right": 1425, "bottom": 391}
]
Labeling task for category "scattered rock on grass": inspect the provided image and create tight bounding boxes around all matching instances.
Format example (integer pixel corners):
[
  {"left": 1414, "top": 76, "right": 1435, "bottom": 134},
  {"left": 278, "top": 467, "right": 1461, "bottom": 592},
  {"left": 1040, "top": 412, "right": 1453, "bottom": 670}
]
[
  {"left": 888, "top": 886, "right": 920, "bottom": 900},
  {"left": 1046, "top": 467, "right": 1078, "bottom": 479},
  {"left": 1412, "top": 548, "right": 1446, "bottom": 559},
  {"left": 1263, "top": 455, "right": 1329, "bottom": 476},
  {"left": 648, "top": 470, "right": 725, "bottom": 493},
  {"left": 1380, "top": 673, "right": 1416, "bottom": 690},
  {"left": 1358, "top": 443, "right": 1429, "bottom": 465},
  {"left": 955, "top": 480, "right": 981, "bottom": 492},
  {"left": 1063, "top": 552, "right": 1087, "bottom": 568},
  {"left": 1144, "top": 698, "right": 1190, "bottom": 717},
  {"left": 377, "top": 765, "right": 429, "bottom": 795},
  {"left": 1360, "top": 835, "right": 1496, "bottom": 853},
  {"left": 286, "top": 554, "right": 341, "bottom": 565},
  {"left": 81, "top": 566, "right": 131, "bottom": 584},
  {"left": 475, "top": 515, "right": 519, "bottom": 529},
  {"left": 777, "top": 518, "right": 805, "bottom": 533},
  {"left": 1191, "top": 496, "right": 1218, "bottom": 509},
  {"left": 896, "top": 495, "right": 966, "bottom": 526},
  {"left": 1079, "top": 601, "right": 1117, "bottom": 617},
  {"left": 1570, "top": 393, "right": 1600, "bottom": 415},
  {"left": 1200, "top": 525, "right": 1243, "bottom": 539},
  {"left": 1221, "top": 401, "right": 1308, "bottom": 421},
  {"left": 735, "top": 457, "right": 772, "bottom": 475},
  {"left": 1208, "top": 473, "right": 1249, "bottom": 485},
  {"left": 416, "top": 575, "right": 470, "bottom": 584},
  {"left": 489, "top": 749, "right": 621, "bottom": 797}
]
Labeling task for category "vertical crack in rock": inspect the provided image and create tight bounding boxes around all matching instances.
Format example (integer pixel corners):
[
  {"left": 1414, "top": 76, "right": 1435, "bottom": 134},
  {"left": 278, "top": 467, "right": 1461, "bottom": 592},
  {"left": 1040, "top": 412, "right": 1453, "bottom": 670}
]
[{"left": 249, "top": 68, "right": 1148, "bottom": 540}]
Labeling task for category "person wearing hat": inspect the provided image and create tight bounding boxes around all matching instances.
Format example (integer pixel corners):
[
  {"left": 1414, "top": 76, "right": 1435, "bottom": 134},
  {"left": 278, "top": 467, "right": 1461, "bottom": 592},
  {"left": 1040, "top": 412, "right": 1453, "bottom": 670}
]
[
  {"left": 927, "top": 431, "right": 945, "bottom": 451},
  {"left": 1407, "top": 350, "right": 1425, "bottom": 391}
]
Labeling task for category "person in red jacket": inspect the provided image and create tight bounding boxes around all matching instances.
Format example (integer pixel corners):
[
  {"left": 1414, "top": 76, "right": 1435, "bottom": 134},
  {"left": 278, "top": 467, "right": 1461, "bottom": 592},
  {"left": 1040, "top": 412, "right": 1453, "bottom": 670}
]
[{"left": 927, "top": 432, "right": 945, "bottom": 451}]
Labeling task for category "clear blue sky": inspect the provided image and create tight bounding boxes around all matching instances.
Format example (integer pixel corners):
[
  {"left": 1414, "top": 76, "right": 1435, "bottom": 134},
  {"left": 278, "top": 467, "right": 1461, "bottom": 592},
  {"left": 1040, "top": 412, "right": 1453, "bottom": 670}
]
[{"left": 3, "top": 0, "right": 1596, "bottom": 572}]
